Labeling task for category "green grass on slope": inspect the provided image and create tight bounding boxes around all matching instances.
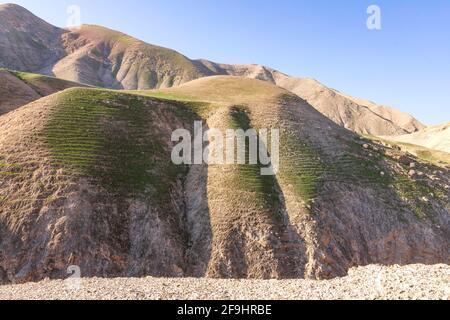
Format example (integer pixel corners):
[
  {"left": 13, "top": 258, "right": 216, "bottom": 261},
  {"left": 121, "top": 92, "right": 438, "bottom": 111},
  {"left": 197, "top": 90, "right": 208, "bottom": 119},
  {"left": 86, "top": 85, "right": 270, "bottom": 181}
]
[
  {"left": 226, "top": 106, "right": 282, "bottom": 220},
  {"left": 40, "top": 88, "right": 186, "bottom": 200},
  {"left": 9, "top": 70, "right": 85, "bottom": 96},
  {"left": 278, "top": 135, "right": 326, "bottom": 204},
  {"left": 127, "top": 91, "right": 213, "bottom": 119}
]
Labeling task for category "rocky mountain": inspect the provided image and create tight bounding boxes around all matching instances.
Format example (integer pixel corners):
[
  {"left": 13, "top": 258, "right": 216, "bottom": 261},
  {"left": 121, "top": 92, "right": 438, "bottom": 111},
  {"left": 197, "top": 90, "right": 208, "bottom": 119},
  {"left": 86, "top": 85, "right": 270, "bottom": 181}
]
[
  {"left": 384, "top": 122, "right": 450, "bottom": 154},
  {"left": 0, "top": 3, "right": 425, "bottom": 137},
  {"left": 0, "top": 76, "right": 448, "bottom": 283},
  {"left": 0, "top": 68, "right": 85, "bottom": 115}
]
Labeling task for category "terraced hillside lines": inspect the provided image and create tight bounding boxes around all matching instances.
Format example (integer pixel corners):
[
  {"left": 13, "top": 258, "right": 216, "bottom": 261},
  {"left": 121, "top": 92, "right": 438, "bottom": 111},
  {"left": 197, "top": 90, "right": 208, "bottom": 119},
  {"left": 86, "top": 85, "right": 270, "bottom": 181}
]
[
  {"left": 0, "top": 76, "right": 448, "bottom": 283},
  {"left": 227, "top": 106, "right": 282, "bottom": 214},
  {"left": 196, "top": 62, "right": 425, "bottom": 136},
  {"left": 40, "top": 88, "right": 198, "bottom": 205},
  {"left": 0, "top": 89, "right": 208, "bottom": 283},
  {"left": 170, "top": 77, "right": 450, "bottom": 279},
  {"left": 204, "top": 104, "right": 306, "bottom": 279}
]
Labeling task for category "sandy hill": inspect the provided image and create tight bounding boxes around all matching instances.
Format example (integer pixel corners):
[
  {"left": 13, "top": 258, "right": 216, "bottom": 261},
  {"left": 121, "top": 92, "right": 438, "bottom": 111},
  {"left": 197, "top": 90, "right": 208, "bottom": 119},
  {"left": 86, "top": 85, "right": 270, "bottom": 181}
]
[
  {"left": 0, "top": 3, "right": 427, "bottom": 137},
  {"left": 383, "top": 122, "right": 450, "bottom": 154},
  {"left": 0, "top": 76, "right": 448, "bottom": 283},
  {"left": 0, "top": 68, "right": 86, "bottom": 115}
]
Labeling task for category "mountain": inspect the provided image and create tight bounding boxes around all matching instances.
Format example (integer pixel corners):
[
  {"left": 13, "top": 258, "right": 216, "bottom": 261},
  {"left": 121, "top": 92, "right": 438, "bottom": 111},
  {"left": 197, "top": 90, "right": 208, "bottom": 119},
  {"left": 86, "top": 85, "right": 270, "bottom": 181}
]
[
  {"left": 0, "top": 76, "right": 448, "bottom": 283},
  {"left": 0, "top": 3, "right": 425, "bottom": 137},
  {"left": 0, "top": 68, "right": 86, "bottom": 115},
  {"left": 52, "top": 24, "right": 210, "bottom": 89},
  {"left": 0, "top": 3, "right": 65, "bottom": 73},
  {"left": 196, "top": 61, "right": 426, "bottom": 136},
  {"left": 0, "top": 4, "right": 209, "bottom": 90},
  {"left": 383, "top": 122, "right": 450, "bottom": 154}
]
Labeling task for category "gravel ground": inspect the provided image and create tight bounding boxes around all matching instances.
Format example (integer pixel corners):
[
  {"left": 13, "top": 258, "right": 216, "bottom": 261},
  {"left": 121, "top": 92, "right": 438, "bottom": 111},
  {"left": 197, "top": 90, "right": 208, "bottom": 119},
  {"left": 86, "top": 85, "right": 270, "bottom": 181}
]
[{"left": 0, "top": 264, "right": 448, "bottom": 300}]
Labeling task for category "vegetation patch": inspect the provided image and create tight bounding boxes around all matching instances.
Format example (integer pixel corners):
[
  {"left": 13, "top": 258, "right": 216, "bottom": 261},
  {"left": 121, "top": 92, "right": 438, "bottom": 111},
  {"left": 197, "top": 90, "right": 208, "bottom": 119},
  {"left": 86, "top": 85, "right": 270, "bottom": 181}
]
[
  {"left": 278, "top": 135, "right": 326, "bottom": 204},
  {"left": 227, "top": 106, "right": 282, "bottom": 220},
  {"left": 41, "top": 88, "right": 186, "bottom": 201}
]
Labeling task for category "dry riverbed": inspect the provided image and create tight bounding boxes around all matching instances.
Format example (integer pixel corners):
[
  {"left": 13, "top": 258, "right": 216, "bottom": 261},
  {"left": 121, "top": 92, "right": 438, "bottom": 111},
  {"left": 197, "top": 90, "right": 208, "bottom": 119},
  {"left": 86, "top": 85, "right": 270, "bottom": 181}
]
[{"left": 0, "top": 264, "right": 448, "bottom": 300}]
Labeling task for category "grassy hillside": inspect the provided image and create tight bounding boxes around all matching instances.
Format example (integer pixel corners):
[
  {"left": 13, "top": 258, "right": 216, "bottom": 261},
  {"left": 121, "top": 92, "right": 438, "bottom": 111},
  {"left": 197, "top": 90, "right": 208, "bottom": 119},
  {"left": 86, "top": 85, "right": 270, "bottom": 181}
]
[{"left": 0, "top": 77, "right": 448, "bottom": 283}]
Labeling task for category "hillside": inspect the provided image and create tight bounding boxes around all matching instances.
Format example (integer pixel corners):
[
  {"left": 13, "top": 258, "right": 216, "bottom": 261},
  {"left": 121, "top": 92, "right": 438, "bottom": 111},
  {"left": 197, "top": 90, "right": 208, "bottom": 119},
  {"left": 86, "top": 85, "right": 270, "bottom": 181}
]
[
  {"left": 0, "top": 76, "right": 448, "bottom": 283},
  {"left": 197, "top": 61, "right": 425, "bottom": 136},
  {"left": 0, "top": 3, "right": 65, "bottom": 73},
  {"left": 0, "top": 68, "right": 86, "bottom": 115},
  {"left": 0, "top": 3, "right": 426, "bottom": 137},
  {"left": 0, "top": 4, "right": 209, "bottom": 90},
  {"left": 52, "top": 24, "right": 210, "bottom": 89},
  {"left": 383, "top": 122, "right": 450, "bottom": 154}
]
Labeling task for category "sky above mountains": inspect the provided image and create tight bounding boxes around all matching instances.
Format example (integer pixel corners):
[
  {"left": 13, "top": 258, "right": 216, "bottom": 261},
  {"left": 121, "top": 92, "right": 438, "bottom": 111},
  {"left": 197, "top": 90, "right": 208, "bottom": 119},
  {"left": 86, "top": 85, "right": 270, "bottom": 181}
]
[{"left": 8, "top": 0, "right": 450, "bottom": 125}]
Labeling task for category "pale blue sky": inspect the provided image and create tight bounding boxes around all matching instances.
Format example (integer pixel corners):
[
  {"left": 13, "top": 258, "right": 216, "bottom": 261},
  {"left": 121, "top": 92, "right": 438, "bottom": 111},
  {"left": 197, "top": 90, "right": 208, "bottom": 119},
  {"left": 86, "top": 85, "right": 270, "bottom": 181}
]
[{"left": 7, "top": 0, "right": 450, "bottom": 125}]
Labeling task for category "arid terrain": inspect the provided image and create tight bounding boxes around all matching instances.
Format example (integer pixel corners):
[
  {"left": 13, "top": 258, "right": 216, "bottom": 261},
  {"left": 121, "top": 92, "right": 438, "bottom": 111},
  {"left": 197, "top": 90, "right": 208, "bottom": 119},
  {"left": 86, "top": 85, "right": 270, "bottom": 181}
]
[
  {"left": 0, "top": 3, "right": 448, "bottom": 300},
  {"left": 0, "top": 3, "right": 427, "bottom": 136},
  {"left": 0, "top": 264, "right": 448, "bottom": 300}
]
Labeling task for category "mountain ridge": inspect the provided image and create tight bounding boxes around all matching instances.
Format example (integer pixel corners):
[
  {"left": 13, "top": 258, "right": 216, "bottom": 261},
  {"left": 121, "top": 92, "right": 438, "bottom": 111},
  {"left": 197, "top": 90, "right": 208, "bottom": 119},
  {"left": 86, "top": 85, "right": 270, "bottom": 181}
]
[{"left": 0, "top": 3, "right": 427, "bottom": 136}]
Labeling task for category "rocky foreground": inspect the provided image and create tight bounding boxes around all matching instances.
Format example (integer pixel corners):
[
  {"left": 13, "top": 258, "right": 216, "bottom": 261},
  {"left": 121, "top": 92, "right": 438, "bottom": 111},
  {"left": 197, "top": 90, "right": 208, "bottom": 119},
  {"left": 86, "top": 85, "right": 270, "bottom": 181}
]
[{"left": 0, "top": 264, "right": 448, "bottom": 300}]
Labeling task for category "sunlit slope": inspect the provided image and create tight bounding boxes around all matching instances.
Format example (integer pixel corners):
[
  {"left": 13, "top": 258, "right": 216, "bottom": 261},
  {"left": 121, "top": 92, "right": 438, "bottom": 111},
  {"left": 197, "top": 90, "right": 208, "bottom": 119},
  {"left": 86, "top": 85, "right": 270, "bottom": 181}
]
[
  {"left": 52, "top": 24, "right": 210, "bottom": 90},
  {"left": 146, "top": 76, "right": 450, "bottom": 279},
  {"left": 196, "top": 62, "right": 425, "bottom": 136},
  {"left": 0, "top": 88, "right": 205, "bottom": 282},
  {"left": 0, "top": 69, "right": 86, "bottom": 115},
  {"left": 0, "top": 77, "right": 448, "bottom": 283},
  {"left": 383, "top": 122, "right": 450, "bottom": 154}
]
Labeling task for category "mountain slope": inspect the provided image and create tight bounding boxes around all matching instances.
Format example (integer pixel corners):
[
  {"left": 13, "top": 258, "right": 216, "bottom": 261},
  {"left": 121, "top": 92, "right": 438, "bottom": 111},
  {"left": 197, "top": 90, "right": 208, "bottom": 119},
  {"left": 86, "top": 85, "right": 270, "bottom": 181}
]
[
  {"left": 1, "top": 77, "right": 447, "bottom": 283},
  {"left": 0, "top": 4, "right": 209, "bottom": 90},
  {"left": 197, "top": 61, "right": 425, "bottom": 136},
  {"left": 0, "top": 68, "right": 86, "bottom": 115},
  {"left": 52, "top": 24, "right": 210, "bottom": 89},
  {"left": 383, "top": 122, "right": 450, "bottom": 154},
  {"left": 0, "top": 3, "right": 65, "bottom": 73},
  {"left": 0, "top": 4, "right": 426, "bottom": 137}
]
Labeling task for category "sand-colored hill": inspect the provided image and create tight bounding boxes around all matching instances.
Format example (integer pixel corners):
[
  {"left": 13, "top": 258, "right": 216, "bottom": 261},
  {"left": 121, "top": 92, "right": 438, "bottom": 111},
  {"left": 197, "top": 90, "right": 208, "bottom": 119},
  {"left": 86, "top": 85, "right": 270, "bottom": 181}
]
[
  {"left": 197, "top": 62, "right": 425, "bottom": 136},
  {"left": 383, "top": 122, "right": 450, "bottom": 154},
  {"left": 1, "top": 76, "right": 448, "bottom": 283},
  {"left": 0, "top": 69, "right": 86, "bottom": 115}
]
